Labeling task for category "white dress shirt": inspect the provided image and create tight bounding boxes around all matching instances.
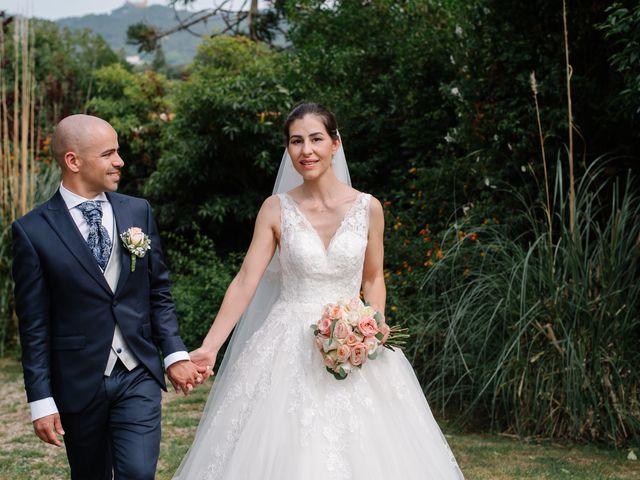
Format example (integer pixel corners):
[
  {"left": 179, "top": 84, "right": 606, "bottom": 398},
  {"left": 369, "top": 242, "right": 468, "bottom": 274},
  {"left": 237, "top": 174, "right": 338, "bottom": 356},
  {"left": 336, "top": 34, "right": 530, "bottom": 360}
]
[{"left": 29, "top": 183, "right": 189, "bottom": 421}]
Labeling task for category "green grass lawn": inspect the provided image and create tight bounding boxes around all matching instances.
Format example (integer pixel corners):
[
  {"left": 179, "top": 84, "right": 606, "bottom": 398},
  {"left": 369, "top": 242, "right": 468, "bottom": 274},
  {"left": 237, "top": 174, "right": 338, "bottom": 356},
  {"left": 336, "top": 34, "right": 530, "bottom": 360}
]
[{"left": 1, "top": 357, "right": 638, "bottom": 479}]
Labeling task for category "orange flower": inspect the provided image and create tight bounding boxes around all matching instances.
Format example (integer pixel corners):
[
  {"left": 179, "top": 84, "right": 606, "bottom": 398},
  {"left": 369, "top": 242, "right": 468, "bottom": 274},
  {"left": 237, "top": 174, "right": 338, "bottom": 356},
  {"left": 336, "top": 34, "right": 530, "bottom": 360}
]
[
  {"left": 436, "top": 249, "right": 444, "bottom": 259},
  {"left": 426, "top": 249, "right": 432, "bottom": 257},
  {"left": 469, "top": 232, "right": 478, "bottom": 241},
  {"left": 424, "top": 260, "right": 433, "bottom": 267},
  {"left": 408, "top": 167, "right": 417, "bottom": 174},
  {"left": 419, "top": 228, "right": 427, "bottom": 236}
]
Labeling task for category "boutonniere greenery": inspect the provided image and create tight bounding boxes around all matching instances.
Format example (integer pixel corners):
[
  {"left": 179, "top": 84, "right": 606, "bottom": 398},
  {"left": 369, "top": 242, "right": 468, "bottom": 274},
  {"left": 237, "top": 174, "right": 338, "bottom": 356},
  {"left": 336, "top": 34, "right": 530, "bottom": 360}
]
[{"left": 120, "top": 227, "right": 151, "bottom": 272}]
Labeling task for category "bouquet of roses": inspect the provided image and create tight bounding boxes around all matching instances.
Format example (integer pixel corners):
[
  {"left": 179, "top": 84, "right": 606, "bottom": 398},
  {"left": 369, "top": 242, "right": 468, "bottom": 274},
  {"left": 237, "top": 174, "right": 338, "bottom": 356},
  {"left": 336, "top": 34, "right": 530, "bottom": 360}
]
[{"left": 310, "top": 298, "right": 407, "bottom": 380}]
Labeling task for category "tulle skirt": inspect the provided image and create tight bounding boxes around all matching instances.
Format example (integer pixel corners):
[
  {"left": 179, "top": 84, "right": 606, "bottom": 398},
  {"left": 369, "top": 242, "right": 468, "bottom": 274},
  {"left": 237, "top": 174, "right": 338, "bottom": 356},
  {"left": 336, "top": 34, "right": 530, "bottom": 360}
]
[{"left": 173, "top": 301, "right": 464, "bottom": 480}]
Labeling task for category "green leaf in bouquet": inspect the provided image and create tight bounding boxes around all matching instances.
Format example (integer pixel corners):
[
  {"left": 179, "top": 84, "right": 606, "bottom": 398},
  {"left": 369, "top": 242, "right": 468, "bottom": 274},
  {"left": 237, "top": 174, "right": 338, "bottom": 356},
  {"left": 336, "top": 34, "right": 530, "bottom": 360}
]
[
  {"left": 375, "top": 332, "right": 384, "bottom": 341},
  {"left": 368, "top": 350, "right": 378, "bottom": 360},
  {"left": 373, "top": 312, "right": 383, "bottom": 322},
  {"left": 329, "top": 319, "right": 337, "bottom": 337}
]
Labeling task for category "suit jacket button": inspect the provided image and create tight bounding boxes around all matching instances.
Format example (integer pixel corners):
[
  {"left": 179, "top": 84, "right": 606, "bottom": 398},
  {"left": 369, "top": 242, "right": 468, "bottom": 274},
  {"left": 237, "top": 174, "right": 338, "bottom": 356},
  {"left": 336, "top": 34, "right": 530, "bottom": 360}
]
[{"left": 116, "top": 348, "right": 122, "bottom": 354}]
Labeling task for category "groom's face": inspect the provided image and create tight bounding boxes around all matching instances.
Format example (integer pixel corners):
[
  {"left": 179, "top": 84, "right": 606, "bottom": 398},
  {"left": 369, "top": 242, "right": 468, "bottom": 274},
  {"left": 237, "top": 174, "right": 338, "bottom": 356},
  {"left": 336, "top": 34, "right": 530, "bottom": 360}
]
[{"left": 76, "top": 125, "right": 124, "bottom": 197}]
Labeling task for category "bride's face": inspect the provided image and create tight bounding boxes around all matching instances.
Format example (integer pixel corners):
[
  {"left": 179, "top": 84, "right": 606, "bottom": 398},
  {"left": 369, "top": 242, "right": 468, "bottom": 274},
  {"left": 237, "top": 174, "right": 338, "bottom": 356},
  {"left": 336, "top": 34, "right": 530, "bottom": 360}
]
[{"left": 287, "top": 114, "right": 340, "bottom": 180}]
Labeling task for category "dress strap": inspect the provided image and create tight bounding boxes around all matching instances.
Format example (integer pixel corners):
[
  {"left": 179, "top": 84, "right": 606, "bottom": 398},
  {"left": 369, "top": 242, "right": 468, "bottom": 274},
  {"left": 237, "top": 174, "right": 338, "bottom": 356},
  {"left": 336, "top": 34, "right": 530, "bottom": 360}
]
[{"left": 341, "top": 192, "right": 372, "bottom": 239}]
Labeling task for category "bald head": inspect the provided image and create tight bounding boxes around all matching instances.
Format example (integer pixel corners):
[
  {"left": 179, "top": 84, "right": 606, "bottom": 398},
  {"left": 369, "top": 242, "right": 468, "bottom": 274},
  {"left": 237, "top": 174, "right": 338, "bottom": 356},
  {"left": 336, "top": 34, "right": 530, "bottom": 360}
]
[{"left": 52, "top": 115, "right": 115, "bottom": 167}]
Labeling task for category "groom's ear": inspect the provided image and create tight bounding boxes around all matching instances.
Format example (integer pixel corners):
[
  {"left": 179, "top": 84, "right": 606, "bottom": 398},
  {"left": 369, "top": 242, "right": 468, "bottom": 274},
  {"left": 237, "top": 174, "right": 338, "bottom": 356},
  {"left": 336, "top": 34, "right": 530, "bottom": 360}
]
[{"left": 64, "top": 151, "right": 81, "bottom": 173}]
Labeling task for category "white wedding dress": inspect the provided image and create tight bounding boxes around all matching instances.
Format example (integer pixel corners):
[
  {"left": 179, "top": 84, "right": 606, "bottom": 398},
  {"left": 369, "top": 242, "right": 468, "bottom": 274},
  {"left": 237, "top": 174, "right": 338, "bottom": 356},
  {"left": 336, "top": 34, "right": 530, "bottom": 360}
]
[{"left": 173, "top": 192, "right": 464, "bottom": 480}]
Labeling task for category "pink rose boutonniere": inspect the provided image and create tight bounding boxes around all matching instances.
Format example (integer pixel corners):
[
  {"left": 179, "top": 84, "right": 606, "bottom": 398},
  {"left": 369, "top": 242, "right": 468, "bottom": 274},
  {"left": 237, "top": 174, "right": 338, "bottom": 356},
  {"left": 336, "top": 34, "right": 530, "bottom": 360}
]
[{"left": 120, "top": 227, "right": 151, "bottom": 272}]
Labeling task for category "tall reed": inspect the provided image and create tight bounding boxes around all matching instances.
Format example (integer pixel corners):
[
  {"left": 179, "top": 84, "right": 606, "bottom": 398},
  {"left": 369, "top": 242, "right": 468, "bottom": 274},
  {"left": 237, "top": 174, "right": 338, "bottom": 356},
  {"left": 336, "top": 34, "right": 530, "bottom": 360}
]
[
  {"left": 0, "top": 16, "right": 59, "bottom": 355},
  {"left": 411, "top": 161, "right": 640, "bottom": 445}
]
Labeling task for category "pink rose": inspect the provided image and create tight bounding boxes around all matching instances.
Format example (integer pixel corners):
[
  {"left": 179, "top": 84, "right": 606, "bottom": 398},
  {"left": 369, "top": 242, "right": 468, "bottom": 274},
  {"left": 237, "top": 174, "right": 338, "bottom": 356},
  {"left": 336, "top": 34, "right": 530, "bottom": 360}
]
[
  {"left": 128, "top": 227, "right": 145, "bottom": 246},
  {"left": 333, "top": 320, "right": 352, "bottom": 339},
  {"left": 323, "top": 354, "right": 336, "bottom": 369},
  {"left": 336, "top": 344, "right": 351, "bottom": 363},
  {"left": 348, "top": 298, "right": 362, "bottom": 311},
  {"left": 363, "top": 336, "right": 379, "bottom": 354},
  {"left": 357, "top": 316, "right": 379, "bottom": 337},
  {"left": 350, "top": 343, "right": 368, "bottom": 366},
  {"left": 346, "top": 309, "right": 361, "bottom": 326},
  {"left": 379, "top": 323, "right": 391, "bottom": 344},
  {"left": 345, "top": 332, "right": 363, "bottom": 346},
  {"left": 329, "top": 304, "right": 345, "bottom": 320},
  {"left": 317, "top": 317, "right": 332, "bottom": 336},
  {"left": 322, "top": 338, "right": 340, "bottom": 352}
]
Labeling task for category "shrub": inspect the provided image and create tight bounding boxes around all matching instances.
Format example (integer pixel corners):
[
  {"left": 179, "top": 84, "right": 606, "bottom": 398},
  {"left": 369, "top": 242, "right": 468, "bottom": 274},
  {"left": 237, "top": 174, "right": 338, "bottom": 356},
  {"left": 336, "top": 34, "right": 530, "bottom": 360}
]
[
  {"left": 409, "top": 162, "right": 640, "bottom": 445},
  {"left": 165, "top": 233, "right": 235, "bottom": 350}
]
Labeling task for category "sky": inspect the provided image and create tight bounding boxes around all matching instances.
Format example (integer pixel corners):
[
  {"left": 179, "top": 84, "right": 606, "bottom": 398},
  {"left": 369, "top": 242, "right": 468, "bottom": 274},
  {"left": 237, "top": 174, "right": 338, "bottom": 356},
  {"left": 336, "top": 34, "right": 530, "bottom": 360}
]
[{"left": 7, "top": 0, "right": 217, "bottom": 20}]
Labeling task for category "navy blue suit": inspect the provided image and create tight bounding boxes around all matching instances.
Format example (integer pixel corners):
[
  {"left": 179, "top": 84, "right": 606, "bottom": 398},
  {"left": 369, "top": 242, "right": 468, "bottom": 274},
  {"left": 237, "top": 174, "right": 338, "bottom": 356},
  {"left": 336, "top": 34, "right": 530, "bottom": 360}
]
[{"left": 12, "top": 191, "right": 186, "bottom": 479}]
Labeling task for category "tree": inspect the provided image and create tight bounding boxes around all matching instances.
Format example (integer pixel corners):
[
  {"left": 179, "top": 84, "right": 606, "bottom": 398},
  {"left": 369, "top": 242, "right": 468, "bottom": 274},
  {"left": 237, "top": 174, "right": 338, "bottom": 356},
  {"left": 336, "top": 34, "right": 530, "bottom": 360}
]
[
  {"left": 144, "top": 36, "right": 290, "bottom": 251},
  {"left": 87, "top": 63, "right": 173, "bottom": 196}
]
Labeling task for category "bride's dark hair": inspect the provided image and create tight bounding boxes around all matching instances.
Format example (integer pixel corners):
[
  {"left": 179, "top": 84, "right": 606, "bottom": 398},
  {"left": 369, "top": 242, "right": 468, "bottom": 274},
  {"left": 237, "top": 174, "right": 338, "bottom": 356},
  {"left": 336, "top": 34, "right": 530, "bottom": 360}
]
[{"left": 283, "top": 102, "right": 339, "bottom": 143}]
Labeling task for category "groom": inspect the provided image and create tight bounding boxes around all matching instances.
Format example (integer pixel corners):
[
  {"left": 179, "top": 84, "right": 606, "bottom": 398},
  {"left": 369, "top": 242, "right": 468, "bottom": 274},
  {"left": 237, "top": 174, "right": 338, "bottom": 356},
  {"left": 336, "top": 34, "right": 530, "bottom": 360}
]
[{"left": 12, "top": 114, "right": 207, "bottom": 479}]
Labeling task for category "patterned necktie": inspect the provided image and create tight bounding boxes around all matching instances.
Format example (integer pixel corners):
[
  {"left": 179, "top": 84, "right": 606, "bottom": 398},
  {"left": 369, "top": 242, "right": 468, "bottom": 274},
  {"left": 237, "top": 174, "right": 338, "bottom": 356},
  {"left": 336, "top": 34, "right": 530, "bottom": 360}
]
[{"left": 77, "top": 200, "right": 112, "bottom": 270}]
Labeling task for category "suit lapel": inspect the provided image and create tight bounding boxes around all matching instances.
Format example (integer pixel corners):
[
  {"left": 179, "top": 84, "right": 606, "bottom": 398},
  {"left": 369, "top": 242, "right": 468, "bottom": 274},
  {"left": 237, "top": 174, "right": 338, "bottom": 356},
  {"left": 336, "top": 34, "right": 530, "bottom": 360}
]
[
  {"left": 42, "top": 191, "right": 113, "bottom": 295},
  {"left": 107, "top": 193, "right": 132, "bottom": 297}
]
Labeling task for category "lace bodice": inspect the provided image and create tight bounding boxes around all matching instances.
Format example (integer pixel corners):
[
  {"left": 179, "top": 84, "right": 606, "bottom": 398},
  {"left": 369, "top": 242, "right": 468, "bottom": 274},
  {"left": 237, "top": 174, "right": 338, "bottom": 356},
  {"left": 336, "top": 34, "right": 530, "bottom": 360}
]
[{"left": 277, "top": 192, "right": 371, "bottom": 306}]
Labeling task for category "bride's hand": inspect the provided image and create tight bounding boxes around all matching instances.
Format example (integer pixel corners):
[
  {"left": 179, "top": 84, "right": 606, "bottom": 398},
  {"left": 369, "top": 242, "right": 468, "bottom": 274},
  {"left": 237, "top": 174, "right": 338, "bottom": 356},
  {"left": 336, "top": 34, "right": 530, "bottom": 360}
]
[{"left": 189, "top": 346, "right": 218, "bottom": 380}]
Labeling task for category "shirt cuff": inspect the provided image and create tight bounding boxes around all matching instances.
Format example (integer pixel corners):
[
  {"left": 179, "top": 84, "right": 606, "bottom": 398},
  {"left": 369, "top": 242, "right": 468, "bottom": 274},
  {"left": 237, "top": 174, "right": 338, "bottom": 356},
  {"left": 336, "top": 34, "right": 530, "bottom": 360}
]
[
  {"left": 164, "top": 351, "right": 190, "bottom": 369},
  {"left": 30, "top": 397, "right": 58, "bottom": 421}
]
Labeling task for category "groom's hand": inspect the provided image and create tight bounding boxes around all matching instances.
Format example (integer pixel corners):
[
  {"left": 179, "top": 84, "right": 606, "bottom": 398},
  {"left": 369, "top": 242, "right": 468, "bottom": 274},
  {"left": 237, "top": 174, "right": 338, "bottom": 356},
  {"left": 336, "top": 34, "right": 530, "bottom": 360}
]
[
  {"left": 167, "top": 360, "right": 207, "bottom": 396},
  {"left": 189, "top": 347, "right": 218, "bottom": 381},
  {"left": 33, "top": 413, "right": 65, "bottom": 447}
]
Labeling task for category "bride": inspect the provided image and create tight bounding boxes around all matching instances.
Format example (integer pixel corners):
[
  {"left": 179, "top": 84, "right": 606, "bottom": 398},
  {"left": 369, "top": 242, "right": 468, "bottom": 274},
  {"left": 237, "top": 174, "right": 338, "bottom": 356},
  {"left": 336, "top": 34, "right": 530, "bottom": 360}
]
[{"left": 173, "top": 103, "right": 464, "bottom": 479}]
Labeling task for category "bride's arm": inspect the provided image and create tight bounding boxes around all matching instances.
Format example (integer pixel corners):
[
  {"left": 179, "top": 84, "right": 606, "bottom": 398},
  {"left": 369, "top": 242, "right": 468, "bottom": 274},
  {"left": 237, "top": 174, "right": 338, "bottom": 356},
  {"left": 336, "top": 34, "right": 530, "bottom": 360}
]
[
  {"left": 190, "top": 196, "right": 280, "bottom": 371},
  {"left": 361, "top": 196, "right": 386, "bottom": 317}
]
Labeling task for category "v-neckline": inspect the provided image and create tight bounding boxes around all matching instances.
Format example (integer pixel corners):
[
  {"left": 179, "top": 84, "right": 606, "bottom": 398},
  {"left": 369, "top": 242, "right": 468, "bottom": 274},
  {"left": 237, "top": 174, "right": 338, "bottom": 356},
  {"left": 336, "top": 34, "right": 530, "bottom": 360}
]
[{"left": 284, "top": 192, "right": 363, "bottom": 253}]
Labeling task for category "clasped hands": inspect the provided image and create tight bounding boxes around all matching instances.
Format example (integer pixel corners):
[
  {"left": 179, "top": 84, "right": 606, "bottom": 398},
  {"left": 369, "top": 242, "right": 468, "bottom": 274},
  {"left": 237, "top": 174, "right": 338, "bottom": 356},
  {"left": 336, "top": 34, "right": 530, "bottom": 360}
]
[{"left": 167, "top": 346, "right": 218, "bottom": 396}]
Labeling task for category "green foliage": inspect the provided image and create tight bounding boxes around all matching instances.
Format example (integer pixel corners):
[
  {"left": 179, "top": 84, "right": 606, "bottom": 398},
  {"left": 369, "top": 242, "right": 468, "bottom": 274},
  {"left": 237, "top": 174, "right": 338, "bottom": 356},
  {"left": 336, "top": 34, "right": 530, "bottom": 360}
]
[
  {"left": 144, "top": 36, "right": 291, "bottom": 251},
  {"left": 599, "top": 2, "right": 640, "bottom": 124},
  {"left": 441, "top": 0, "right": 639, "bottom": 187},
  {"left": 87, "top": 63, "right": 173, "bottom": 196},
  {"left": 284, "top": 0, "right": 457, "bottom": 189},
  {"left": 409, "top": 163, "right": 640, "bottom": 446},
  {"left": 165, "top": 233, "right": 234, "bottom": 350},
  {"left": 29, "top": 20, "right": 120, "bottom": 123},
  {"left": 127, "top": 22, "right": 160, "bottom": 53}
]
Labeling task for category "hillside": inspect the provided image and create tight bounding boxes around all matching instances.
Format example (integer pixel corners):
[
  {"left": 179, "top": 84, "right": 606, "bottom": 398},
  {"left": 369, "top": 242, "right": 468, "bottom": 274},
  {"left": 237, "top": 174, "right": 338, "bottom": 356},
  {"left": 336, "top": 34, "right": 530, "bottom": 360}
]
[{"left": 55, "top": 2, "right": 225, "bottom": 66}]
